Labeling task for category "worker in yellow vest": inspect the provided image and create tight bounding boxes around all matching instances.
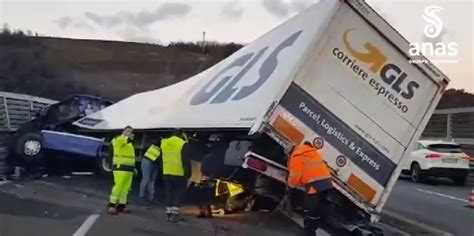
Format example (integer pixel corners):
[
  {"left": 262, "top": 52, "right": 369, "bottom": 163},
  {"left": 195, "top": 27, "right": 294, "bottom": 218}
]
[
  {"left": 139, "top": 139, "right": 161, "bottom": 205},
  {"left": 107, "top": 126, "right": 136, "bottom": 215},
  {"left": 161, "top": 129, "right": 191, "bottom": 222}
]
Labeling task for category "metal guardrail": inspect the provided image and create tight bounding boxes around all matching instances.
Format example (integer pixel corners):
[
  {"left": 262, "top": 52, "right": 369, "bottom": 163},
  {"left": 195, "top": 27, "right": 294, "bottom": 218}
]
[
  {"left": 0, "top": 131, "right": 11, "bottom": 178},
  {"left": 421, "top": 107, "right": 474, "bottom": 186},
  {"left": 0, "top": 92, "right": 57, "bottom": 131},
  {"left": 0, "top": 92, "right": 57, "bottom": 177},
  {"left": 422, "top": 107, "right": 474, "bottom": 145}
]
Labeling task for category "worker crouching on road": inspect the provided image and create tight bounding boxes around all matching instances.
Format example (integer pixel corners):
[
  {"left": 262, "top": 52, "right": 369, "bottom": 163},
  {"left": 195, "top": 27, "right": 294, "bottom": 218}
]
[
  {"left": 139, "top": 139, "right": 161, "bottom": 205},
  {"left": 287, "top": 141, "right": 333, "bottom": 236},
  {"left": 108, "top": 126, "right": 136, "bottom": 215},
  {"left": 161, "top": 129, "right": 191, "bottom": 222}
]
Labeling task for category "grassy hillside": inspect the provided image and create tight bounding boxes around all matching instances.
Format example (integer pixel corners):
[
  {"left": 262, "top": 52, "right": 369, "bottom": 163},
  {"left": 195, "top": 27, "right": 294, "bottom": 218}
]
[
  {"left": 0, "top": 31, "right": 472, "bottom": 109},
  {"left": 0, "top": 32, "right": 242, "bottom": 101}
]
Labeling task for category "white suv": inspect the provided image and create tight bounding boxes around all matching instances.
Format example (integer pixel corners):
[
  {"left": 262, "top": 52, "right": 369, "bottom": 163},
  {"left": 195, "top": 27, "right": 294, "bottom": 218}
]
[{"left": 402, "top": 140, "right": 471, "bottom": 185}]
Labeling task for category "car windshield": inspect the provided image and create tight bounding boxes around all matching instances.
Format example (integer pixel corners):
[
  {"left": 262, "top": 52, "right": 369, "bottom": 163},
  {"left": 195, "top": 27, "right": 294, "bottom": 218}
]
[{"left": 427, "top": 144, "right": 463, "bottom": 153}]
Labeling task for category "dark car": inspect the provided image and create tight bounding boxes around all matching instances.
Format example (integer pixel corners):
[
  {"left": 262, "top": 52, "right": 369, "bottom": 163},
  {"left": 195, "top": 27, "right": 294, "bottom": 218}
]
[{"left": 9, "top": 95, "right": 113, "bottom": 173}]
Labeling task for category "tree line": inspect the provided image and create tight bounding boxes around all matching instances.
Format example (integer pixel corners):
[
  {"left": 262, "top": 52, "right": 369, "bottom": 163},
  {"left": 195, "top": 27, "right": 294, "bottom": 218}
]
[{"left": 0, "top": 24, "right": 472, "bottom": 109}]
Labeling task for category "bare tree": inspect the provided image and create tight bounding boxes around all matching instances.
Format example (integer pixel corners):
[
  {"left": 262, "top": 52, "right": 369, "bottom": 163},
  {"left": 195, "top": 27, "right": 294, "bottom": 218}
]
[{"left": 2, "top": 23, "right": 11, "bottom": 35}]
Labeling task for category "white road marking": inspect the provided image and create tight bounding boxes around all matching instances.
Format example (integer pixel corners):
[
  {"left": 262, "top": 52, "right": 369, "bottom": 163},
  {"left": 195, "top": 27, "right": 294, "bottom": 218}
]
[
  {"left": 0, "top": 180, "right": 11, "bottom": 186},
  {"left": 71, "top": 172, "right": 94, "bottom": 176},
  {"left": 73, "top": 214, "right": 100, "bottom": 236},
  {"left": 416, "top": 188, "right": 469, "bottom": 203}
]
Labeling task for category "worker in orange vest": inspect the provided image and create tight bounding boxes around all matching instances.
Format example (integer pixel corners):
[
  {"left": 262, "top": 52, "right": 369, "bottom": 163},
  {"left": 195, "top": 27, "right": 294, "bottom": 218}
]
[{"left": 287, "top": 141, "right": 333, "bottom": 236}]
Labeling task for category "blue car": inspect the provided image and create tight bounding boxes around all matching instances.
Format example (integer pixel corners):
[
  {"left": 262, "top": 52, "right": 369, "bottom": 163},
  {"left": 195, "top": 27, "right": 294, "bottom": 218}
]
[{"left": 9, "top": 95, "right": 113, "bottom": 175}]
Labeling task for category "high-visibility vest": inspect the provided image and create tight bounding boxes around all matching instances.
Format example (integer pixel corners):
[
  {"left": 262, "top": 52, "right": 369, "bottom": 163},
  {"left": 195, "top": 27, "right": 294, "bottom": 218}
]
[
  {"left": 161, "top": 136, "right": 186, "bottom": 176},
  {"left": 287, "top": 144, "right": 332, "bottom": 194},
  {"left": 144, "top": 144, "right": 161, "bottom": 162},
  {"left": 112, "top": 135, "right": 136, "bottom": 167}
]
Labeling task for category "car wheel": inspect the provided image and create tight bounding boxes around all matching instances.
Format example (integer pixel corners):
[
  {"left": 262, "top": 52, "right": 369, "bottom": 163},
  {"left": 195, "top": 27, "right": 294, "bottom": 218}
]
[
  {"left": 94, "top": 154, "right": 113, "bottom": 176},
  {"left": 95, "top": 142, "right": 113, "bottom": 176},
  {"left": 452, "top": 176, "right": 467, "bottom": 186},
  {"left": 95, "top": 155, "right": 114, "bottom": 177},
  {"left": 15, "top": 133, "right": 43, "bottom": 163},
  {"left": 410, "top": 163, "right": 425, "bottom": 183}
]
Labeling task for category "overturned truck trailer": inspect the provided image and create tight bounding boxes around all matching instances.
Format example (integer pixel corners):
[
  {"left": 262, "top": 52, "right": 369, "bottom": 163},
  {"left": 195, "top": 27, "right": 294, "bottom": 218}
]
[{"left": 47, "top": 0, "right": 448, "bottom": 234}]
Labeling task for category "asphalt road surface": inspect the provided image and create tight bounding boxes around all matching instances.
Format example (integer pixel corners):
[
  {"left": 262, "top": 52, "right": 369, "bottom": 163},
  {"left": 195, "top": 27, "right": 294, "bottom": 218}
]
[
  {"left": 385, "top": 177, "right": 474, "bottom": 236},
  {"left": 0, "top": 175, "right": 412, "bottom": 236},
  {"left": 0, "top": 176, "right": 306, "bottom": 236},
  {"left": 1, "top": 174, "right": 462, "bottom": 236}
]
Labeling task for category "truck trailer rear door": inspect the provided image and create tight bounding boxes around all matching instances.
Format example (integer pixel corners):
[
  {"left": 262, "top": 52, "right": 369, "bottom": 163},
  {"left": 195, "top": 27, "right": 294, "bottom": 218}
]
[{"left": 261, "top": 0, "right": 447, "bottom": 218}]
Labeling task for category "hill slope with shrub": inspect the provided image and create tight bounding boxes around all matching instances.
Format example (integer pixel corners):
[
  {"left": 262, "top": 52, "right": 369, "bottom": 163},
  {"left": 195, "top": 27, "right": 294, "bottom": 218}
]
[
  {"left": 0, "top": 30, "right": 472, "bottom": 109},
  {"left": 0, "top": 31, "right": 242, "bottom": 101}
]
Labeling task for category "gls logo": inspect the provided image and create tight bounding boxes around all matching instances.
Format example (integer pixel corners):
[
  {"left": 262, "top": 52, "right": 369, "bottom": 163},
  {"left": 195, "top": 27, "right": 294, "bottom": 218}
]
[
  {"left": 343, "top": 29, "right": 419, "bottom": 99},
  {"left": 190, "top": 31, "right": 303, "bottom": 106}
]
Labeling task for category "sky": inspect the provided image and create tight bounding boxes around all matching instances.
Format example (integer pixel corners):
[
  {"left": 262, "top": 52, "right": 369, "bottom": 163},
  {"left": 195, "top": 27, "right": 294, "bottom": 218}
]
[{"left": 0, "top": 0, "right": 473, "bottom": 92}]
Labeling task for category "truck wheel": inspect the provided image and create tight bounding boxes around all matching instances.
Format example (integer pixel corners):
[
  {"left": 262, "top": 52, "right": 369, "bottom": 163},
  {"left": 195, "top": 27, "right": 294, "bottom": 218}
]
[
  {"left": 452, "top": 176, "right": 467, "bottom": 186},
  {"left": 410, "top": 163, "right": 425, "bottom": 183},
  {"left": 15, "top": 133, "right": 43, "bottom": 163}
]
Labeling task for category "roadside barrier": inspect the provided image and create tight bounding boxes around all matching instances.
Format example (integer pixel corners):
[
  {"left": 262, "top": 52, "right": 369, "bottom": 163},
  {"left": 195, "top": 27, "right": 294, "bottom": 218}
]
[
  {"left": 0, "top": 132, "right": 10, "bottom": 178},
  {"left": 0, "top": 92, "right": 57, "bottom": 177}
]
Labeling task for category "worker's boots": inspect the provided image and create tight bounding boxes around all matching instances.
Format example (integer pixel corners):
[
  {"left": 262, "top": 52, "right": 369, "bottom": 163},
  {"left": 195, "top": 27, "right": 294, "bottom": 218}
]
[
  {"left": 107, "top": 207, "right": 118, "bottom": 215},
  {"left": 198, "top": 205, "right": 213, "bottom": 218},
  {"left": 204, "top": 206, "right": 212, "bottom": 218},
  {"left": 116, "top": 204, "right": 131, "bottom": 214},
  {"left": 169, "top": 213, "right": 184, "bottom": 222},
  {"left": 304, "top": 217, "right": 320, "bottom": 236},
  {"left": 107, "top": 203, "right": 118, "bottom": 215},
  {"left": 166, "top": 207, "right": 172, "bottom": 220},
  {"left": 168, "top": 207, "right": 183, "bottom": 222}
]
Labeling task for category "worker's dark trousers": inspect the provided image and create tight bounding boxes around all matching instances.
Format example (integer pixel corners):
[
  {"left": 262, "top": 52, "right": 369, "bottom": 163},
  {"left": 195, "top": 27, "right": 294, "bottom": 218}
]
[
  {"left": 303, "top": 190, "right": 329, "bottom": 236},
  {"left": 163, "top": 175, "right": 187, "bottom": 210}
]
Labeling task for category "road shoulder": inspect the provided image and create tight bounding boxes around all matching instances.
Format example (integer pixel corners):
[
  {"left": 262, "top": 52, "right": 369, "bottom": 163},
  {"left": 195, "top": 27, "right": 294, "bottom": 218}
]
[{"left": 381, "top": 210, "right": 453, "bottom": 236}]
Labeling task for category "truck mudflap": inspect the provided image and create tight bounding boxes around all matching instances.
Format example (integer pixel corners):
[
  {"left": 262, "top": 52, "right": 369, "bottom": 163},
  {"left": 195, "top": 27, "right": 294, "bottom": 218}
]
[{"left": 41, "top": 130, "right": 104, "bottom": 158}]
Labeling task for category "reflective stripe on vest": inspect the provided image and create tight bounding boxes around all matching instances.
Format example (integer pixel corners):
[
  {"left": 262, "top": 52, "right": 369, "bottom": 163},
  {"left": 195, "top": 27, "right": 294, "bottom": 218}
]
[
  {"left": 113, "top": 164, "right": 135, "bottom": 172},
  {"left": 306, "top": 178, "right": 333, "bottom": 194},
  {"left": 112, "top": 135, "right": 136, "bottom": 167},
  {"left": 161, "top": 136, "right": 186, "bottom": 176},
  {"left": 144, "top": 144, "right": 161, "bottom": 162}
]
